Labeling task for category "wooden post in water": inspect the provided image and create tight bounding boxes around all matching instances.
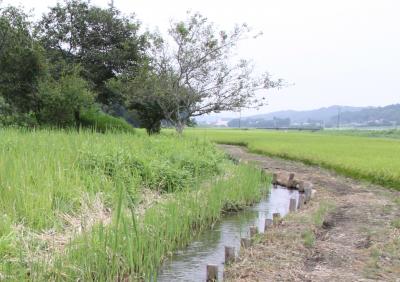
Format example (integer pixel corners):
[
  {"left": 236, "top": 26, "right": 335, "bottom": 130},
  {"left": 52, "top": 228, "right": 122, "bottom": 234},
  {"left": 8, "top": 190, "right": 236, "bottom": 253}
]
[
  {"left": 304, "top": 186, "right": 312, "bottom": 203},
  {"left": 206, "top": 264, "right": 218, "bottom": 281},
  {"left": 288, "top": 173, "right": 295, "bottom": 187},
  {"left": 240, "top": 237, "right": 251, "bottom": 248},
  {"left": 264, "top": 218, "right": 273, "bottom": 232},
  {"left": 224, "top": 246, "right": 235, "bottom": 264},
  {"left": 250, "top": 226, "right": 258, "bottom": 238},
  {"left": 273, "top": 212, "right": 281, "bottom": 226},
  {"left": 289, "top": 198, "right": 297, "bottom": 212},
  {"left": 298, "top": 194, "right": 305, "bottom": 209},
  {"left": 298, "top": 181, "right": 305, "bottom": 192}
]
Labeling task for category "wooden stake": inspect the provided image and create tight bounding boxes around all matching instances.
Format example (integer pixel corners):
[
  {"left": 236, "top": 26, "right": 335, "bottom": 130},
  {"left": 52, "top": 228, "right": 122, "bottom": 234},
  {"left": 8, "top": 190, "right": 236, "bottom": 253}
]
[
  {"left": 289, "top": 198, "right": 297, "bottom": 212},
  {"left": 298, "top": 181, "right": 305, "bottom": 192},
  {"left": 304, "top": 187, "right": 312, "bottom": 203},
  {"left": 206, "top": 264, "right": 218, "bottom": 281},
  {"left": 249, "top": 226, "right": 258, "bottom": 238},
  {"left": 288, "top": 173, "right": 295, "bottom": 187},
  {"left": 297, "top": 194, "right": 305, "bottom": 209},
  {"left": 224, "top": 246, "right": 235, "bottom": 264},
  {"left": 273, "top": 212, "right": 281, "bottom": 226},
  {"left": 240, "top": 237, "right": 251, "bottom": 248},
  {"left": 264, "top": 218, "right": 273, "bottom": 232},
  {"left": 311, "top": 189, "right": 316, "bottom": 199}
]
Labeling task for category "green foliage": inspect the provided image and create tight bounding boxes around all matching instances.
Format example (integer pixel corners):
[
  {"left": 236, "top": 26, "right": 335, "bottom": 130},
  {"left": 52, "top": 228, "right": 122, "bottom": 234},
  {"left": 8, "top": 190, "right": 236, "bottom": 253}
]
[
  {"left": 36, "top": 0, "right": 148, "bottom": 106},
  {"left": 78, "top": 134, "right": 222, "bottom": 192},
  {"left": 312, "top": 201, "right": 335, "bottom": 227},
  {"left": 107, "top": 69, "right": 166, "bottom": 135},
  {"left": 187, "top": 128, "right": 400, "bottom": 189},
  {"left": 37, "top": 69, "right": 95, "bottom": 126},
  {"left": 302, "top": 229, "right": 316, "bottom": 248},
  {"left": 0, "top": 6, "right": 45, "bottom": 113},
  {"left": 0, "top": 97, "right": 39, "bottom": 127},
  {"left": 79, "top": 108, "right": 135, "bottom": 133}
]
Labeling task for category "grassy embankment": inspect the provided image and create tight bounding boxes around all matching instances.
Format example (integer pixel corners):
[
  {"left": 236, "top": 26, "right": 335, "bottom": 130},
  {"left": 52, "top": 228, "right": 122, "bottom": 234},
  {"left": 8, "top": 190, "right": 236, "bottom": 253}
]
[
  {"left": 0, "top": 128, "right": 269, "bottom": 280},
  {"left": 186, "top": 128, "right": 400, "bottom": 189}
]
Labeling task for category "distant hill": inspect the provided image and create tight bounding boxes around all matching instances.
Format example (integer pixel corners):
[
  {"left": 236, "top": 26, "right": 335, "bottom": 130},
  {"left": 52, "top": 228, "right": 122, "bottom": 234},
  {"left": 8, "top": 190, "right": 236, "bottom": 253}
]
[
  {"left": 334, "top": 104, "right": 400, "bottom": 126},
  {"left": 195, "top": 104, "right": 399, "bottom": 128},
  {"left": 228, "top": 105, "right": 365, "bottom": 127},
  {"left": 245, "top": 105, "right": 364, "bottom": 123}
]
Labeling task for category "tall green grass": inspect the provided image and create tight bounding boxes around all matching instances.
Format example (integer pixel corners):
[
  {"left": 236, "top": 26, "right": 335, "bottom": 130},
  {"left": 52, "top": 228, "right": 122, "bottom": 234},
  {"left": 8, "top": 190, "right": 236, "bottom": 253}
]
[
  {"left": 78, "top": 108, "right": 136, "bottom": 133},
  {"left": 186, "top": 128, "right": 400, "bottom": 189},
  {"left": 0, "top": 129, "right": 222, "bottom": 229},
  {"left": 0, "top": 128, "right": 268, "bottom": 280}
]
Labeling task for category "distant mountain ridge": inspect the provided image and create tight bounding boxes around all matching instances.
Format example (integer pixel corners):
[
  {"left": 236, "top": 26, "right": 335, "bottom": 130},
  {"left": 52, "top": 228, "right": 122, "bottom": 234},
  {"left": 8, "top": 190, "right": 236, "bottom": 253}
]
[
  {"left": 336, "top": 104, "right": 400, "bottom": 126},
  {"left": 242, "top": 105, "right": 364, "bottom": 124},
  {"left": 196, "top": 104, "right": 399, "bottom": 128}
]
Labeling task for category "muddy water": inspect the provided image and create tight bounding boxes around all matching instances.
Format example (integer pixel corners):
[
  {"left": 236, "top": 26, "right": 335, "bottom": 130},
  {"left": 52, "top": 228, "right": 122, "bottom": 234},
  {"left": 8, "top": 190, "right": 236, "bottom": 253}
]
[{"left": 157, "top": 186, "right": 299, "bottom": 281}]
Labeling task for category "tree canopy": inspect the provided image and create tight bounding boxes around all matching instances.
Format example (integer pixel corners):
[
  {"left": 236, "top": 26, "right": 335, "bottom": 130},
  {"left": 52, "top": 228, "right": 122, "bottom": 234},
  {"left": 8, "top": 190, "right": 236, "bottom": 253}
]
[
  {"left": 114, "top": 13, "right": 283, "bottom": 133},
  {"left": 0, "top": 6, "right": 44, "bottom": 114},
  {"left": 36, "top": 0, "right": 149, "bottom": 106}
]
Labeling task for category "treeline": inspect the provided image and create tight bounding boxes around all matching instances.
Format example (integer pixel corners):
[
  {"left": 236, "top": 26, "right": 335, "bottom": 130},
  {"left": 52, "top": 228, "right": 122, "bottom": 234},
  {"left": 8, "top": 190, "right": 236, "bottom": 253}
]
[{"left": 1, "top": 0, "right": 281, "bottom": 134}]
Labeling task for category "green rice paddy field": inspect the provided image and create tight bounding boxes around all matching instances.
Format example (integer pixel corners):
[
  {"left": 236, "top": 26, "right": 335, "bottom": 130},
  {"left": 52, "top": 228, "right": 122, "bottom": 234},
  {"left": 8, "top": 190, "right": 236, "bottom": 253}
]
[
  {"left": 186, "top": 128, "right": 400, "bottom": 189},
  {"left": 0, "top": 129, "right": 268, "bottom": 280}
]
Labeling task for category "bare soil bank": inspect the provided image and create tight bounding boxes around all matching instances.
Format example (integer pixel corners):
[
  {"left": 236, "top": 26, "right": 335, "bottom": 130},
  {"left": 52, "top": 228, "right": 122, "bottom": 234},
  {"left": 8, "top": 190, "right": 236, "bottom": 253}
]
[{"left": 220, "top": 145, "right": 400, "bottom": 282}]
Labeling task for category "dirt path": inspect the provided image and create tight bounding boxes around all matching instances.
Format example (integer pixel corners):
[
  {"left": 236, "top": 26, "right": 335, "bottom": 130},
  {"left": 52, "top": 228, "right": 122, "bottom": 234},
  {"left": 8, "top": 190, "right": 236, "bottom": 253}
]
[{"left": 220, "top": 145, "right": 400, "bottom": 282}]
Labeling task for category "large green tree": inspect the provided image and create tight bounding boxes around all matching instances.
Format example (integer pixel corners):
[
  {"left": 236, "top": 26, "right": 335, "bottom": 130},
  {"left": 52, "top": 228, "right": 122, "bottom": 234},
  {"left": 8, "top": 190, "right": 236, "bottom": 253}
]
[
  {"left": 36, "top": 0, "right": 148, "bottom": 106},
  {"left": 0, "top": 5, "right": 44, "bottom": 114}
]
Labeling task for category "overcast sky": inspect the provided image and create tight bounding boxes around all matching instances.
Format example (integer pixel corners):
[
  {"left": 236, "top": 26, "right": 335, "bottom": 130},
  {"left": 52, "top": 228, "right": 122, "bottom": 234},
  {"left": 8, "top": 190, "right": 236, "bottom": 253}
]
[{"left": 4, "top": 0, "right": 400, "bottom": 117}]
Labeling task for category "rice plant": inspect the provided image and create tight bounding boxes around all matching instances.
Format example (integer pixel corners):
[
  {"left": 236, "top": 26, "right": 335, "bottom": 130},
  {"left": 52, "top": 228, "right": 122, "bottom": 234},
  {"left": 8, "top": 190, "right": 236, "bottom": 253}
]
[{"left": 0, "top": 128, "right": 268, "bottom": 280}]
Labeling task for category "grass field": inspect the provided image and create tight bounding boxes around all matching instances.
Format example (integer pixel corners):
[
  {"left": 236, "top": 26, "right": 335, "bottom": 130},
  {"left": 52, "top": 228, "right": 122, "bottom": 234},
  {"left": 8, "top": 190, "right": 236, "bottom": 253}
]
[
  {"left": 186, "top": 128, "right": 400, "bottom": 189},
  {"left": 0, "top": 128, "right": 268, "bottom": 280},
  {"left": 322, "top": 129, "right": 400, "bottom": 139}
]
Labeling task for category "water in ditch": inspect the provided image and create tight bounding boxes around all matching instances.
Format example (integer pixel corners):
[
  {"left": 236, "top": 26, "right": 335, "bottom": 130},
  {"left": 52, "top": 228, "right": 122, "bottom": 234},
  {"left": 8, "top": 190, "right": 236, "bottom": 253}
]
[{"left": 157, "top": 185, "right": 299, "bottom": 281}]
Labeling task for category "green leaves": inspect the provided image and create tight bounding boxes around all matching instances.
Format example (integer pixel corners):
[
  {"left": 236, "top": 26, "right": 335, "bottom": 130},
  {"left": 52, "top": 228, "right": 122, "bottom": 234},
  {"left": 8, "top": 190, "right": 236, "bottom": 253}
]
[
  {"left": 0, "top": 6, "right": 44, "bottom": 114},
  {"left": 36, "top": 67, "right": 95, "bottom": 126},
  {"left": 36, "top": 0, "right": 148, "bottom": 106}
]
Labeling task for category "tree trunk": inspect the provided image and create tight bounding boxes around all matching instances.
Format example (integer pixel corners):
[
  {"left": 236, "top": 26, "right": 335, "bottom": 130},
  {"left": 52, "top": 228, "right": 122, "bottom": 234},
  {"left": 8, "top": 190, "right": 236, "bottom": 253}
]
[{"left": 175, "top": 120, "right": 185, "bottom": 135}]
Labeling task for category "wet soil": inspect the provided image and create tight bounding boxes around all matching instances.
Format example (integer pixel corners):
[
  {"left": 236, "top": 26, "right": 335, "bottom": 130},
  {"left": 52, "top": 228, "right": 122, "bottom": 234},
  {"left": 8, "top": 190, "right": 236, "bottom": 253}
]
[{"left": 220, "top": 145, "right": 400, "bottom": 282}]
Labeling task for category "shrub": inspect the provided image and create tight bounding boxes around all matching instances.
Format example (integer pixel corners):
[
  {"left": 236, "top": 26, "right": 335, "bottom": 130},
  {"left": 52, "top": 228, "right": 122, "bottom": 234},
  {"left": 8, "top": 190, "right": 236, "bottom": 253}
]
[
  {"left": 79, "top": 108, "right": 135, "bottom": 133},
  {"left": 37, "top": 71, "right": 95, "bottom": 126},
  {"left": 0, "top": 97, "right": 39, "bottom": 127}
]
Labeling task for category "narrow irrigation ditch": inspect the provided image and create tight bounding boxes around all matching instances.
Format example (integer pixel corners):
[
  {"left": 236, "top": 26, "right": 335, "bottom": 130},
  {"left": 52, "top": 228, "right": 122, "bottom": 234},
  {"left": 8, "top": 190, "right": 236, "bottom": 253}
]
[{"left": 157, "top": 171, "right": 313, "bottom": 281}]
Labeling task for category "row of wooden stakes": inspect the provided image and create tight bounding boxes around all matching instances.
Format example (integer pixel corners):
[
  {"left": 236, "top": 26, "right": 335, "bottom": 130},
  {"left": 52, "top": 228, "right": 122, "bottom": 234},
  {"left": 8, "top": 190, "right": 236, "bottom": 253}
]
[{"left": 206, "top": 184, "right": 314, "bottom": 281}]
